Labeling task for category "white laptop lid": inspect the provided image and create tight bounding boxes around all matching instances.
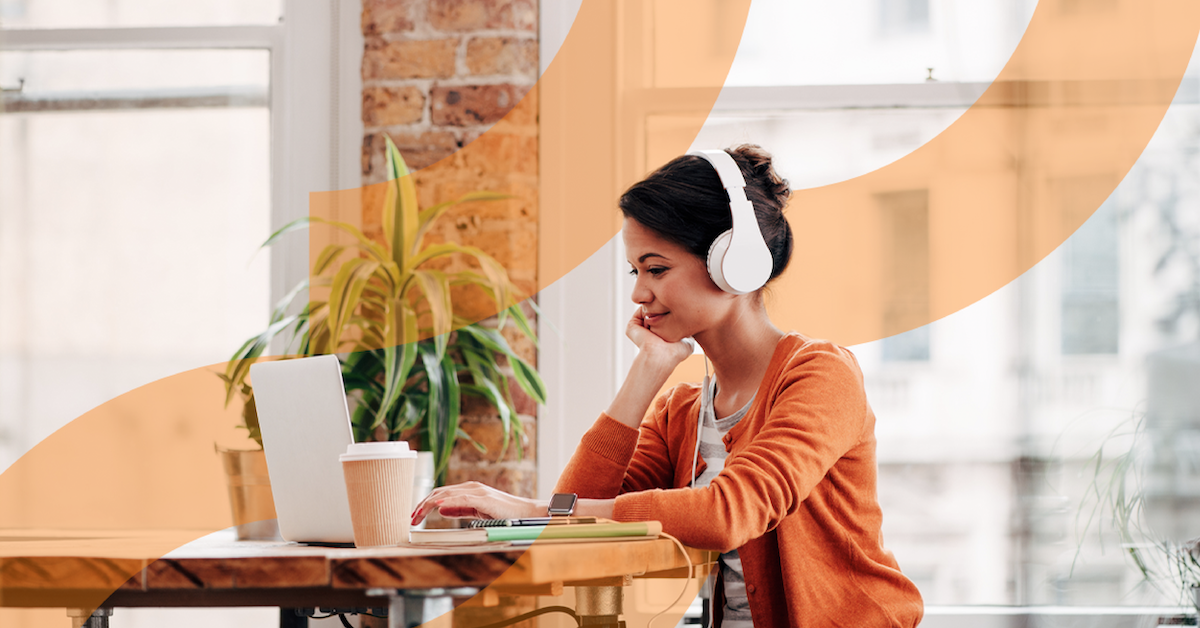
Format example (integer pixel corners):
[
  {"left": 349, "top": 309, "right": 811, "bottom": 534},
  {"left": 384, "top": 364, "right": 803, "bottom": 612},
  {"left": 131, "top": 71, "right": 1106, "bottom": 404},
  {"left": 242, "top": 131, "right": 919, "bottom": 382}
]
[{"left": 249, "top": 354, "right": 355, "bottom": 544}]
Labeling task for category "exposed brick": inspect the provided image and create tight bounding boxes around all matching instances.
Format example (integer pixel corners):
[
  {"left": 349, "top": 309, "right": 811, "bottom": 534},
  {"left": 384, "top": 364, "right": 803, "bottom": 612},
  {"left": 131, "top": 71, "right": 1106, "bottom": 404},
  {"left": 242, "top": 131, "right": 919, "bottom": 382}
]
[
  {"left": 362, "top": 130, "right": 460, "bottom": 182},
  {"left": 362, "top": 86, "right": 425, "bottom": 127},
  {"left": 500, "top": 87, "right": 538, "bottom": 127},
  {"left": 428, "top": 0, "right": 536, "bottom": 32},
  {"left": 431, "top": 84, "right": 530, "bottom": 126},
  {"left": 510, "top": 228, "right": 538, "bottom": 285},
  {"left": 459, "top": 132, "right": 537, "bottom": 177},
  {"left": 454, "top": 415, "right": 536, "bottom": 463},
  {"left": 363, "top": 37, "right": 457, "bottom": 80},
  {"left": 445, "top": 463, "right": 536, "bottom": 497},
  {"left": 466, "top": 37, "right": 538, "bottom": 76},
  {"left": 362, "top": 0, "right": 414, "bottom": 35},
  {"left": 500, "top": 321, "right": 537, "bottom": 367}
]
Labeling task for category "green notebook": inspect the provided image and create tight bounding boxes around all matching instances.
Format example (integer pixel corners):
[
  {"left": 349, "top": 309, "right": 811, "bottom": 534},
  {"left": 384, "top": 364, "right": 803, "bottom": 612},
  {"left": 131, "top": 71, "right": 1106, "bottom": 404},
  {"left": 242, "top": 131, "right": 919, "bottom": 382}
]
[{"left": 409, "top": 521, "right": 662, "bottom": 545}]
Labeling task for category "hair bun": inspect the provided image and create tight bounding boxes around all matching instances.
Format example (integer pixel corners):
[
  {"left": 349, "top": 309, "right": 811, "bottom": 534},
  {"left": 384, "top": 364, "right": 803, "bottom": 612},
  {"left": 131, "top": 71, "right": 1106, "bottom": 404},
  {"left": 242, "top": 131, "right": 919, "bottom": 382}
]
[{"left": 729, "top": 144, "right": 791, "bottom": 209}]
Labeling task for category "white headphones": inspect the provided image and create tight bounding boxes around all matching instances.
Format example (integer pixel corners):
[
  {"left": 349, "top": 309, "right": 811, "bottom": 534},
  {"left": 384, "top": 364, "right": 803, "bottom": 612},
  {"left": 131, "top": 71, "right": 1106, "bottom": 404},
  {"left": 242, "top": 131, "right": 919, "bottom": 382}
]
[{"left": 688, "top": 149, "right": 774, "bottom": 295}]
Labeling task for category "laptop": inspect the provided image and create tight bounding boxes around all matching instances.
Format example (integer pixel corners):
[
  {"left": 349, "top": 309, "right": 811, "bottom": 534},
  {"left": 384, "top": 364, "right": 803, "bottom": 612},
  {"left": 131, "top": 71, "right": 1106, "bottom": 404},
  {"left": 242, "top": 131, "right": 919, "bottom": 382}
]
[{"left": 249, "top": 354, "right": 357, "bottom": 544}]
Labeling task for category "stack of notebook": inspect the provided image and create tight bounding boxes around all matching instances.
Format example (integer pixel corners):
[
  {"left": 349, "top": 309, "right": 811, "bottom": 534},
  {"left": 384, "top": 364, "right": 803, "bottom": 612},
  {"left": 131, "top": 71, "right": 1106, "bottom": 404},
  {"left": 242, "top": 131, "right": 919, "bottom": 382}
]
[{"left": 408, "top": 519, "right": 662, "bottom": 545}]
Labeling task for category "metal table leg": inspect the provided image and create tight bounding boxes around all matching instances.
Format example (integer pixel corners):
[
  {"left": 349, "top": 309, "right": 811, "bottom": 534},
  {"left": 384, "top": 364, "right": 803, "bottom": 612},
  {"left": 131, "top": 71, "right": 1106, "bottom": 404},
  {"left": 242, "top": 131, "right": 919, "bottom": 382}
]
[
  {"left": 66, "top": 608, "right": 112, "bottom": 628},
  {"left": 368, "top": 586, "right": 478, "bottom": 628},
  {"left": 280, "top": 608, "right": 309, "bottom": 628},
  {"left": 575, "top": 585, "right": 625, "bottom": 628}
]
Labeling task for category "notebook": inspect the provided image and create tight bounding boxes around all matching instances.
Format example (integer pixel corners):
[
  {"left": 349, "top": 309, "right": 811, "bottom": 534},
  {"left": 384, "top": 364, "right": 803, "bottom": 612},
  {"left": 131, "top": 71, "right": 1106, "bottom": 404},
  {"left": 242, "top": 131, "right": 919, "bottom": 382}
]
[
  {"left": 410, "top": 521, "right": 662, "bottom": 545},
  {"left": 249, "top": 354, "right": 356, "bottom": 544}
]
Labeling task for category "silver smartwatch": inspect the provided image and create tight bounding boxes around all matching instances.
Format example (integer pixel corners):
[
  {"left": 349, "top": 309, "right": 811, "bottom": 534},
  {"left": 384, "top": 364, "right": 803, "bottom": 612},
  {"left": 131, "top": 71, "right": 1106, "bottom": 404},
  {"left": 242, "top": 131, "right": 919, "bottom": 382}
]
[{"left": 548, "top": 493, "right": 577, "bottom": 517}]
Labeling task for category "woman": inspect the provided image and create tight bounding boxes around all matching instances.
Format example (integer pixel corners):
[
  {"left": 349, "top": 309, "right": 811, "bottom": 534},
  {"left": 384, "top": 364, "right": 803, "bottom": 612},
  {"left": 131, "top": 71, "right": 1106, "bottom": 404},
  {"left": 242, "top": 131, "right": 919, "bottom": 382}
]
[{"left": 412, "top": 145, "right": 924, "bottom": 627}]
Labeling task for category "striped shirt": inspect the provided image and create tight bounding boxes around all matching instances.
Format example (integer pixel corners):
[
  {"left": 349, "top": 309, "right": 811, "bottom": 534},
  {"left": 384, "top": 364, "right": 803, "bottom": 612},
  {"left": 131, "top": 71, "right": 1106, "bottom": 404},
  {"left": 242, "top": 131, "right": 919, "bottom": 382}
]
[{"left": 694, "top": 374, "right": 754, "bottom": 628}]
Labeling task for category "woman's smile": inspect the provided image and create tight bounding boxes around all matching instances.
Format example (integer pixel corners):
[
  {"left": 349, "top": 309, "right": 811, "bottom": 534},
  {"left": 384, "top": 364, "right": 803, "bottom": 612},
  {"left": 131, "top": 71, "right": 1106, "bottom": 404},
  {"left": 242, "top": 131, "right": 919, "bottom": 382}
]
[{"left": 643, "top": 310, "right": 669, "bottom": 326}]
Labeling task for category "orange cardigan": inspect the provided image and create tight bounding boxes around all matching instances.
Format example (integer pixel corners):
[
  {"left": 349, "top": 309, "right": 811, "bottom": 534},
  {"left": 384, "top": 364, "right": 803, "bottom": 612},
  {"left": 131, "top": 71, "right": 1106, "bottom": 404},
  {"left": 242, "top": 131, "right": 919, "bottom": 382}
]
[{"left": 555, "top": 333, "right": 924, "bottom": 627}]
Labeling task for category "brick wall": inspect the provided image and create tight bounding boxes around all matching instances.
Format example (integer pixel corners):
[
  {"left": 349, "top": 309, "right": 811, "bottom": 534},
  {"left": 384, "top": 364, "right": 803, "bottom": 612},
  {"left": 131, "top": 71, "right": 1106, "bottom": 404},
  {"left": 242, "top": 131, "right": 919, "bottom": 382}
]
[{"left": 360, "top": 0, "right": 540, "bottom": 497}]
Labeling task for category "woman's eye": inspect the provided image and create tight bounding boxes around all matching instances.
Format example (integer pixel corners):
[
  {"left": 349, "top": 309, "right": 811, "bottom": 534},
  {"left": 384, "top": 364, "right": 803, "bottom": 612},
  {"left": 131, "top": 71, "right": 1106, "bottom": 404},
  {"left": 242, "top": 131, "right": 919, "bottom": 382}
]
[
  {"left": 647, "top": 267, "right": 667, "bottom": 276},
  {"left": 628, "top": 268, "right": 638, "bottom": 276}
]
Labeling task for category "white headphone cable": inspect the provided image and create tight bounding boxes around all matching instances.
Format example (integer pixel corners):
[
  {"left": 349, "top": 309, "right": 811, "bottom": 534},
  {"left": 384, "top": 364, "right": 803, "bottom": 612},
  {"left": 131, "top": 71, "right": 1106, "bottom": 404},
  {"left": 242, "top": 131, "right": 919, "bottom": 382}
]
[
  {"left": 646, "top": 530, "right": 699, "bottom": 628},
  {"left": 689, "top": 353, "right": 710, "bottom": 489}
]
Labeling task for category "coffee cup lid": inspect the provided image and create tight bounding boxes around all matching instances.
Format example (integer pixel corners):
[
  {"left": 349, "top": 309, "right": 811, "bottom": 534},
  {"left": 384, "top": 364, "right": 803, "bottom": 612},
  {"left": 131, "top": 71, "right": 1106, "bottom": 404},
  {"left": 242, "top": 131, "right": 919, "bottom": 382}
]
[{"left": 340, "top": 441, "right": 418, "bottom": 462}]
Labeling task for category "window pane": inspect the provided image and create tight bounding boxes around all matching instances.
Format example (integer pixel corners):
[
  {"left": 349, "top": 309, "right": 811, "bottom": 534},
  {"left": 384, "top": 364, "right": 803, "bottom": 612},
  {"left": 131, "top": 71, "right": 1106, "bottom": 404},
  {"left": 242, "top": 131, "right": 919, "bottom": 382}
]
[
  {"left": 0, "top": 0, "right": 282, "bottom": 29},
  {"left": 0, "top": 52, "right": 271, "bottom": 472},
  {"left": 1061, "top": 200, "right": 1119, "bottom": 355},
  {"left": 1, "top": 49, "right": 269, "bottom": 95},
  {"left": 727, "top": 0, "right": 1036, "bottom": 86}
]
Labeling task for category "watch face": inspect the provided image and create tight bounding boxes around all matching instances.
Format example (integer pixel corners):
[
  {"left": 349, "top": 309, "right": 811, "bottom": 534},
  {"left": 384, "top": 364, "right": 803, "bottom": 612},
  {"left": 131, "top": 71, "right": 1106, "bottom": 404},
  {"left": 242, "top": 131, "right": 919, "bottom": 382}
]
[{"left": 548, "top": 493, "right": 576, "bottom": 514}]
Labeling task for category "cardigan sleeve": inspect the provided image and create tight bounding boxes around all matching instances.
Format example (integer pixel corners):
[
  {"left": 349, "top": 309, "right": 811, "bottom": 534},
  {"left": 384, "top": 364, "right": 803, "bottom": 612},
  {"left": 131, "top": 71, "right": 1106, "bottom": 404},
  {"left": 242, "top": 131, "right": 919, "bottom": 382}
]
[
  {"left": 554, "top": 388, "right": 680, "bottom": 498},
  {"left": 611, "top": 347, "right": 869, "bottom": 552}
]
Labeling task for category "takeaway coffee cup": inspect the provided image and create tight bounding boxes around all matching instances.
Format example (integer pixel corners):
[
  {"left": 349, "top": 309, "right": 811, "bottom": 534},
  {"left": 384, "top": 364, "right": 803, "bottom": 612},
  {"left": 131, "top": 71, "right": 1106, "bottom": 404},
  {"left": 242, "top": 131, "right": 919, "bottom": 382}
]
[{"left": 339, "top": 441, "right": 417, "bottom": 547}]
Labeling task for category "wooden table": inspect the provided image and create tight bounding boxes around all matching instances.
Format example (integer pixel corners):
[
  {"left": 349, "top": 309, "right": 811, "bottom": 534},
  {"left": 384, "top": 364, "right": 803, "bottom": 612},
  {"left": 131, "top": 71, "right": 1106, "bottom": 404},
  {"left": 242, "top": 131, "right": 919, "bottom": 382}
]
[{"left": 0, "top": 529, "right": 716, "bottom": 628}]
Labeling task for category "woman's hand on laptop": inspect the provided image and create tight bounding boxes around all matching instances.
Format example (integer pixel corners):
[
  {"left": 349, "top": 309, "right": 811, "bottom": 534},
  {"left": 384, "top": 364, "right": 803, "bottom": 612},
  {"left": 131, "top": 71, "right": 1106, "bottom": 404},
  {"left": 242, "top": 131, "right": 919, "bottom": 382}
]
[{"left": 411, "top": 481, "right": 541, "bottom": 525}]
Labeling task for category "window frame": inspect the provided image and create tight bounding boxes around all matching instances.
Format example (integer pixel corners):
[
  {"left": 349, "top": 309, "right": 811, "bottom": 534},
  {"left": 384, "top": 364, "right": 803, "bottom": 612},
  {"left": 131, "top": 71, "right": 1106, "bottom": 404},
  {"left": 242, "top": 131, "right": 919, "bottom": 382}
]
[{"left": 0, "top": 0, "right": 364, "bottom": 319}]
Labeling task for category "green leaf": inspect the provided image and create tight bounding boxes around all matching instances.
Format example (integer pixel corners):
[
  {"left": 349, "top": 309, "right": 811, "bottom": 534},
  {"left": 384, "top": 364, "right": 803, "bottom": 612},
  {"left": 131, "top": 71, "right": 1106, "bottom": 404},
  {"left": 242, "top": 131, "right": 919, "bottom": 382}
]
[
  {"left": 506, "top": 303, "right": 538, "bottom": 348},
  {"left": 269, "top": 278, "right": 310, "bottom": 326},
  {"left": 455, "top": 426, "right": 488, "bottom": 453},
  {"left": 454, "top": 324, "right": 512, "bottom": 359},
  {"left": 312, "top": 244, "right": 350, "bottom": 276},
  {"left": 462, "top": 349, "right": 512, "bottom": 437},
  {"left": 383, "top": 135, "right": 420, "bottom": 271},
  {"left": 419, "top": 343, "right": 445, "bottom": 476},
  {"left": 261, "top": 216, "right": 311, "bottom": 249},
  {"left": 221, "top": 314, "right": 298, "bottom": 406},
  {"left": 372, "top": 345, "right": 403, "bottom": 432},
  {"left": 406, "top": 242, "right": 470, "bottom": 273},
  {"left": 510, "top": 355, "right": 547, "bottom": 405},
  {"left": 324, "top": 258, "right": 379, "bottom": 353},
  {"left": 438, "top": 351, "right": 461, "bottom": 483},
  {"left": 396, "top": 394, "right": 427, "bottom": 435},
  {"left": 412, "top": 270, "right": 454, "bottom": 342}
]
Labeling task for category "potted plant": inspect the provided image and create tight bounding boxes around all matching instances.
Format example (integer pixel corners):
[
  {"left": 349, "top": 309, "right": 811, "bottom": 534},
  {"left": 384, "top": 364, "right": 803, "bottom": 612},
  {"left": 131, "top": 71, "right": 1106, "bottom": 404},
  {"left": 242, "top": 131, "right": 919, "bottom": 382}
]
[
  {"left": 1075, "top": 415, "right": 1200, "bottom": 624},
  {"left": 218, "top": 135, "right": 544, "bottom": 523}
]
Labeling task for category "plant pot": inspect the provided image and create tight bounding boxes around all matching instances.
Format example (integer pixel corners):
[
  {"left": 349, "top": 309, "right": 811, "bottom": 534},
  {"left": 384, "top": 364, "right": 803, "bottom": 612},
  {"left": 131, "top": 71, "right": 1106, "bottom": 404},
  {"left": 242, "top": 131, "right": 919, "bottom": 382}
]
[{"left": 216, "top": 446, "right": 281, "bottom": 541}]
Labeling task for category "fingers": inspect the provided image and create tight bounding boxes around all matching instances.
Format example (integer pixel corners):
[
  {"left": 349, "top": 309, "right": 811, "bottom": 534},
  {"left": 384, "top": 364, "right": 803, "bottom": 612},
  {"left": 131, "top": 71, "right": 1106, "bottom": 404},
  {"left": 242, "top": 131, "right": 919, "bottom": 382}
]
[{"left": 410, "top": 482, "right": 501, "bottom": 525}]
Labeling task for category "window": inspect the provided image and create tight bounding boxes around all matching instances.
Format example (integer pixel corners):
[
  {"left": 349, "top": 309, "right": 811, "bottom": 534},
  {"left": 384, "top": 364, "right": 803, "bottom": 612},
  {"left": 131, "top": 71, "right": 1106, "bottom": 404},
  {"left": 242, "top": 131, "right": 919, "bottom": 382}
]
[
  {"left": 879, "top": 0, "right": 931, "bottom": 35},
  {"left": 0, "top": 0, "right": 362, "bottom": 473},
  {"left": 541, "top": 0, "right": 1200, "bottom": 615},
  {"left": 1061, "top": 198, "right": 1120, "bottom": 355},
  {"left": 0, "top": 4, "right": 363, "bottom": 627}
]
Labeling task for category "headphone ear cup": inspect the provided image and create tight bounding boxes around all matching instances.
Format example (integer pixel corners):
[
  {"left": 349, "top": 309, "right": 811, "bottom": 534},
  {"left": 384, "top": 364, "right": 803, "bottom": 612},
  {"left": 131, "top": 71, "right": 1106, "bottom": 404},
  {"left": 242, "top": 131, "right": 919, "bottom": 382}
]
[{"left": 706, "top": 230, "right": 736, "bottom": 293}]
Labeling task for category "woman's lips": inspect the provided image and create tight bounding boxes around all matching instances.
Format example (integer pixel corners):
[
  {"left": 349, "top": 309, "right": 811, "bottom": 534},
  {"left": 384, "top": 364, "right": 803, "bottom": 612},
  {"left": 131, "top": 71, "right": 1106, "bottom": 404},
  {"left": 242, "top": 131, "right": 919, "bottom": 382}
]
[{"left": 643, "top": 312, "right": 668, "bottom": 325}]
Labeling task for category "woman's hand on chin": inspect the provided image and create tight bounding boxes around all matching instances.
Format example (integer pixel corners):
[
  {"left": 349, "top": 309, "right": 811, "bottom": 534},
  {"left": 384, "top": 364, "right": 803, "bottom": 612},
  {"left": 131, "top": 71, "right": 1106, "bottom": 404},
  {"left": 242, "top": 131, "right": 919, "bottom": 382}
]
[
  {"left": 626, "top": 308, "right": 694, "bottom": 367},
  {"left": 410, "top": 481, "right": 540, "bottom": 526}
]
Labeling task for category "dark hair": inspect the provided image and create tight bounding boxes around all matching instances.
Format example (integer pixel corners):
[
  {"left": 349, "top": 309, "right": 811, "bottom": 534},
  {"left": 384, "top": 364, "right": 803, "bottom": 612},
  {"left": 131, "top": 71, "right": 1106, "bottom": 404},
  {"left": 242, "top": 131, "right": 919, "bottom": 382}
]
[{"left": 618, "top": 144, "right": 794, "bottom": 285}]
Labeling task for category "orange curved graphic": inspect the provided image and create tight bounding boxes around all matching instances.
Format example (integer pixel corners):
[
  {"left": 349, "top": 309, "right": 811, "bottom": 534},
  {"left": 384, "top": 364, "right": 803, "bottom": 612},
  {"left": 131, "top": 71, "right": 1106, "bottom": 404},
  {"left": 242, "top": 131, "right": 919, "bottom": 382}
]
[
  {"left": 776, "top": 0, "right": 1200, "bottom": 344},
  {"left": 3, "top": 0, "right": 1200, "bottom": 626}
]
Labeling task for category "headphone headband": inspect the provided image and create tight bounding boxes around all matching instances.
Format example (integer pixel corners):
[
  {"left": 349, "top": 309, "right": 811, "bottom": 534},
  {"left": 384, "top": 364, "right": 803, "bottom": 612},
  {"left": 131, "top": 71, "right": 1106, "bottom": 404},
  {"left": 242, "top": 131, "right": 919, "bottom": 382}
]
[{"left": 688, "top": 150, "right": 774, "bottom": 294}]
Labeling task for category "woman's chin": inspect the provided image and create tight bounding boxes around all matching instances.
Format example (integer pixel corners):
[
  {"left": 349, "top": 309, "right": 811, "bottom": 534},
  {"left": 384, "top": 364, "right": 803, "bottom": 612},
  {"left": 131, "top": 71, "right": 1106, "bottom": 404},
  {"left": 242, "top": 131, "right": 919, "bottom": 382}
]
[{"left": 651, "top": 328, "right": 687, "bottom": 344}]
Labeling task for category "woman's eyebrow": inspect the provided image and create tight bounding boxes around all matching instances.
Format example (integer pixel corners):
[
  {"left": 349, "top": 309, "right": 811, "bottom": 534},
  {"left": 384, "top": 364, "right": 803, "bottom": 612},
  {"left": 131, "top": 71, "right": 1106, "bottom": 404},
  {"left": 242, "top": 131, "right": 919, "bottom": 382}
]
[{"left": 637, "top": 253, "right": 668, "bottom": 263}]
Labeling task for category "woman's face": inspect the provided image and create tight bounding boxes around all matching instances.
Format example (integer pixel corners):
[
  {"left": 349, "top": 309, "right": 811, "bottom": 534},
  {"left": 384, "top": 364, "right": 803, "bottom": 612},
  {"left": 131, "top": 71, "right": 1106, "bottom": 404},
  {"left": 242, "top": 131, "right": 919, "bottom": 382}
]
[{"left": 622, "top": 218, "right": 733, "bottom": 343}]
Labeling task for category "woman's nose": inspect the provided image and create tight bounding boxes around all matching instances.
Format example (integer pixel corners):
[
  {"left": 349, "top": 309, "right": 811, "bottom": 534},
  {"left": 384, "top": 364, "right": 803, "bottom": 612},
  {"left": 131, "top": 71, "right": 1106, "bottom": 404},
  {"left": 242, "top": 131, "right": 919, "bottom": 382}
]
[{"left": 630, "top": 277, "right": 652, "bottom": 305}]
